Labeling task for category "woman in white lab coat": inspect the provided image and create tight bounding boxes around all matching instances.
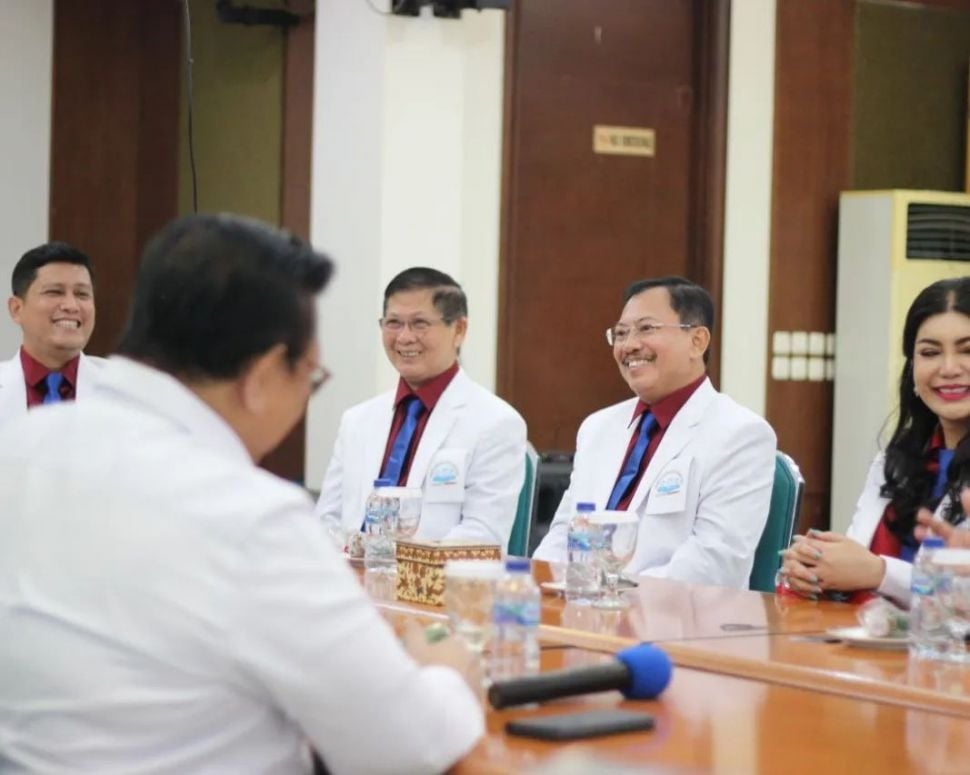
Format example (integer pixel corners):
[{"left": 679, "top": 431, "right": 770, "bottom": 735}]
[{"left": 780, "top": 277, "right": 970, "bottom": 607}]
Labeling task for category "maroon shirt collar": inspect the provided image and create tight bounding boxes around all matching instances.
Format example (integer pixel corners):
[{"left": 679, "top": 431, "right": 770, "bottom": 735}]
[
  {"left": 392, "top": 361, "right": 460, "bottom": 411},
  {"left": 628, "top": 373, "right": 707, "bottom": 429},
  {"left": 20, "top": 347, "right": 81, "bottom": 389}
]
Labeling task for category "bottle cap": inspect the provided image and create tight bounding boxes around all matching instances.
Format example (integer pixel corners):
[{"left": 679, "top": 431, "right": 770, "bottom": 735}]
[
  {"left": 922, "top": 537, "right": 946, "bottom": 550},
  {"left": 576, "top": 502, "right": 596, "bottom": 512},
  {"left": 505, "top": 557, "right": 531, "bottom": 573}
]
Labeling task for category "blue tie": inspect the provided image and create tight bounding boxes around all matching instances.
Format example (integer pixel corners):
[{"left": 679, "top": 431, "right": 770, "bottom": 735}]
[
  {"left": 904, "top": 448, "right": 957, "bottom": 562},
  {"left": 606, "top": 412, "right": 657, "bottom": 510},
  {"left": 43, "top": 372, "right": 64, "bottom": 405},
  {"left": 381, "top": 397, "right": 425, "bottom": 485}
]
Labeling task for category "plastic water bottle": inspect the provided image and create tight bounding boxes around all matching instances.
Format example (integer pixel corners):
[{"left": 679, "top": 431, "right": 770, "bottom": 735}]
[
  {"left": 364, "top": 478, "right": 397, "bottom": 599},
  {"left": 910, "top": 536, "right": 947, "bottom": 660},
  {"left": 566, "top": 501, "right": 600, "bottom": 603},
  {"left": 491, "top": 558, "right": 541, "bottom": 682}
]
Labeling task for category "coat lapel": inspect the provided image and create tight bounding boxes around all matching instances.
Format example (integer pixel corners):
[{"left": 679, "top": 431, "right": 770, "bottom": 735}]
[
  {"left": 590, "top": 407, "right": 640, "bottom": 510},
  {"left": 362, "top": 393, "right": 396, "bottom": 484},
  {"left": 406, "top": 370, "right": 465, "bottom": 487},
  {"left": 0, "top": 352, "right": 27, "bottom": 421},
  {"left": 75, "top": 353, "right": 95, "bottom": 400},
  {"left": 626, "top": 378, "right": 714, "bottom": 514}
]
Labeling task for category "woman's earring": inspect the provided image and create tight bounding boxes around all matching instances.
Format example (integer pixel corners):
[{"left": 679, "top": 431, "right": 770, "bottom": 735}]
[{"left": 914, "top": 385, "right": 920, "bottom": 397}]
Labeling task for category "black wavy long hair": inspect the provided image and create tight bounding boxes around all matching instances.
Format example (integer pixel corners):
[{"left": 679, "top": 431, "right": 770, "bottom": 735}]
[{"left": 881, "top": 277, "right": 970, "bottom": 542}]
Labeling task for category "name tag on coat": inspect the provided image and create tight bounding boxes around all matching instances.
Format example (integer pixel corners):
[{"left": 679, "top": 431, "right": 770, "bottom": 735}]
[
  {"left": 423, "top": 448, "right": 468, "bottom": 504},
  {"left": 643, "top": 457, "right": 691, "bottom": 515}
]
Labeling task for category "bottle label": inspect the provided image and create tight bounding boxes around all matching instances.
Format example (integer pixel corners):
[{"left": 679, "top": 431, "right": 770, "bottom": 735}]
[{"left": 493, "top": 601, "right": 540, "bottom": 627}]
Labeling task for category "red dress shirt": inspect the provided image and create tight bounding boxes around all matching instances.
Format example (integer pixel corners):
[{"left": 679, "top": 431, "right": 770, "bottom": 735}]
[
  {"left": 612, "top": 373, "right": 707, "bottom": 511},
  {"left": 20, "top": 348, "right": 80, "bottom": 408},
  {"left": 380, "top": 362, "right": 460, "bottom": 484}
]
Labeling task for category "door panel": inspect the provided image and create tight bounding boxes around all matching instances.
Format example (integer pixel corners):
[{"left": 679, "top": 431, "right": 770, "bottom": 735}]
[{"left": 499, "top": 0, "right": 725, "bottom": 452}]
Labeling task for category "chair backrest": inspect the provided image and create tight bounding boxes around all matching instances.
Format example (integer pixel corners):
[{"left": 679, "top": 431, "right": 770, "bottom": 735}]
[
  {"left": 507, "top": 442, "right": 541, "bottom": 556},
  {"left": 748, "top": 451, "right": 805, "bottom": 592}
]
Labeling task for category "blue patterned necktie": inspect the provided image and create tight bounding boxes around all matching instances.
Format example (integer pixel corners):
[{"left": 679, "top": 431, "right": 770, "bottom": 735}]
[
  {"left": 43, "top": 372, "right": 64, "bottom": 405},
  {"left": 381, "top": 397, "right": 425, "bottom": 485},
  {"left": 606, "top": 412, "right": 657, "bottom": 510}
]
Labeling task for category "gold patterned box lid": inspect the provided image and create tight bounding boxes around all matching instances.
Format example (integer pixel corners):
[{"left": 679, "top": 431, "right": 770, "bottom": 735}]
[{"left": 396, "top": 539, "right": 502, "bottom": 565}]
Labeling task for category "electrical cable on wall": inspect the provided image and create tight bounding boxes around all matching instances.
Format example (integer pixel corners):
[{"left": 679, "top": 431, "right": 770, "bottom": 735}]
[{"left": 183, "top": 0, "right": 200, "bottom": 213}]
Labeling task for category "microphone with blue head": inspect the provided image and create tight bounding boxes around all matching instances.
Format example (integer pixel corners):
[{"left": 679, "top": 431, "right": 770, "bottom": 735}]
[{"left": 487, "top": 643, "right": 672, "bottom": 709}]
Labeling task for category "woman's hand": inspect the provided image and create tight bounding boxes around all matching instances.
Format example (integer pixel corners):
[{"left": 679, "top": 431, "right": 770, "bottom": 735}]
[
  {"left": 915, "top": 491, "right": 970, "bottom": 547},
  {"left": 780, "top": 531, "right": 885, "bottom": 593}
]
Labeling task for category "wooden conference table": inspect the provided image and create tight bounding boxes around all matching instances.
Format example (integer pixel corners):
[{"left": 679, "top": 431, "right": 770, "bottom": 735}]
[{"left": 364, "top": 561, "right": 970, "bottom": 773}]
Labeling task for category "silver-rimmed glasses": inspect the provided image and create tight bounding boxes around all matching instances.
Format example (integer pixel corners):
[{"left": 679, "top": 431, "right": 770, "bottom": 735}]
[
  {"left": 606, "top": 319, "right": 696, "bottom": 346},
  {"left": 378, "top": 317, "right": 448, "bottom": 335}
]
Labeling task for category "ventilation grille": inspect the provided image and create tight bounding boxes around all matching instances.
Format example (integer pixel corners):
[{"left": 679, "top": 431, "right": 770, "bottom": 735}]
[{"left": 906, "top": 203, "right": 970, "bottom": 261}]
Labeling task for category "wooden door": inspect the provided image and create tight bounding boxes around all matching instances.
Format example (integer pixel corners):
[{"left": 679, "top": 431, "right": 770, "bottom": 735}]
[{"left": 498, "top": 0, "right": 728, "bottom": 452}]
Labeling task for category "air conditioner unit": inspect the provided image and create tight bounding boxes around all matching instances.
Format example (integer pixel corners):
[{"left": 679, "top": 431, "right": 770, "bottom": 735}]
[{"left": 831, "top": 189, "right": 970, "bottom": 533}]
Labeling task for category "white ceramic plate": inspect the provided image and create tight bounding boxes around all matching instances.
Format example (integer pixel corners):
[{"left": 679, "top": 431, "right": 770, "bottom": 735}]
[
  {"left": 341, "top": 552, "right": 365, "bottom": 568},
  {"left": 540, "top": 578, "right": 639, "bottom": 596},
  {"left": 540, "top": 580, "right": 567, "bottom": 595},
  {"left": 826, "top": 625, "right": 909, "bottom": 651}
]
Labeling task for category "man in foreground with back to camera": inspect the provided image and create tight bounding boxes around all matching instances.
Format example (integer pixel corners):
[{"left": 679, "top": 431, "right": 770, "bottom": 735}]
[
  {"left": 0, "top": 241, "right": 103, "bottom": 423},
  {"left": 316, "top": 267, "right": 526, "bottom": 548},
  {"left": 534, "top": 277, "right": 777, "bottom": 588},
  {"left": 0, "top": 215, "right": 483, "bottom": 774}
]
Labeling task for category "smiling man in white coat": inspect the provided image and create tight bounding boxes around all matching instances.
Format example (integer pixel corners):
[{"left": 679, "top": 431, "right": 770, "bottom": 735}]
[
  {"left": 0, "top": 241, "right": 104, "bottom": 423},
  {"left": 316, "top": 267, "right": 526, "bottom": 547},
  {"left": 534, "top": 277, "right": 776, "bottom": 588},
  {"left": 0, "top": 216, "right": 483, "bottom": 774}
]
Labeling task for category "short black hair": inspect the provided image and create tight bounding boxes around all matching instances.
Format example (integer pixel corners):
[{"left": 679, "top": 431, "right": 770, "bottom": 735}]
[
  {"left": 117, "top": 214, "right": 334, "bottom": 381},
  {"left": 12, "top": 241, "right": 94, "bottom": 297},
  {"left": 624, "top": 276, "right": 714, "bottom": 363},
  {"left": 383, "top": 267, "right": 467, "bottom": 323},
  {"left": 624, "top": 276, "right": 714, "bottom": 330}
]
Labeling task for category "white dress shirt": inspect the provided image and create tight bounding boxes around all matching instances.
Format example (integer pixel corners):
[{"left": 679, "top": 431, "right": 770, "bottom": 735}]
[{"left": 0, "top": 357, "right": 482, "bottom": 774}]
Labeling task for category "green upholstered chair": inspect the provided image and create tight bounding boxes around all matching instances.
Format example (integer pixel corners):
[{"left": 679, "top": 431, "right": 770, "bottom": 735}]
[
  {"left": 749, "top": 451, "right": 805, "bottom": 592},
  {"left": 507, "top": 443, "right": 541, "bottom": 557}
]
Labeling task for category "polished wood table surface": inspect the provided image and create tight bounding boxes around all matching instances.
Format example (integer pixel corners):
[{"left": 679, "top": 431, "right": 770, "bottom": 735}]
[
  {"left": 452, "top": 646, "right": 970, "bottom": 774},
  {"left": 365, "top": 560, "right": 970, "bottom": 719},
  {"left": 529, "top": 561, "right": 860, "bottom": 645}
]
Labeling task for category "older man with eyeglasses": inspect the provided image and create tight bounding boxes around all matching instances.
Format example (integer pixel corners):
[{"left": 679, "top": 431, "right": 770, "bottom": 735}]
[
  {"left": 533, "top": 276, "right": 777, "bottom": 589},
  {"left": 316, "top": 266, "right": 526, "bottom": 548}
]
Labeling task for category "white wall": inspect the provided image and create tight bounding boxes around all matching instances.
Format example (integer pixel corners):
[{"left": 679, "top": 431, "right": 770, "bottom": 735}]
[
  {"left": 0, "top": 0, "right": 53, "bottom": 355},
  {"left": 307, "top": 1, "right": 504, "bottom": 486},
  {"left": 720, "top": 0, "right": 776, "bottom": 416}
]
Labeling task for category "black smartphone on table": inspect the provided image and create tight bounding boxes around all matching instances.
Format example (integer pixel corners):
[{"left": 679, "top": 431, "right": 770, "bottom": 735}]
[{"left": 506, "top": 709, "right": 655, "bottom": 741}]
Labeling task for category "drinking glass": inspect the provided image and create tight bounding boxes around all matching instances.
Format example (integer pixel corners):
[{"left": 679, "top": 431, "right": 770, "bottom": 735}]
[
  {"left": 384, "top": 486, "right": 423, "bottom": 539},
  {"left": 443, "top": 560, "right": 504, "bottom": 660},
  {"left": 589, "top": 511, "right": 639, "bottom": 610},
  {"left": 931, "top": 548, "right": 970, "bottom": 663}
]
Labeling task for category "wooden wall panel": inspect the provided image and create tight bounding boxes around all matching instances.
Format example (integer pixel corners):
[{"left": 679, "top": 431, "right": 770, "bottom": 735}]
[
  {"left": 498, "top": 0, "right": 729, "bottom": 452},
  {"left": 50, "top": 0, "right": 181, "bottom": 356},
  {"left": 767, "top": 0, "right": 855, "bottom": 532},
  {"left": 262, "top": 7, "right": 316, "bottom": 484}
]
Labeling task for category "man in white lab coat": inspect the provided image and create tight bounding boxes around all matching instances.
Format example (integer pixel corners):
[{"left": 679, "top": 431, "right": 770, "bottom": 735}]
[
  {"left": 533, "top": 277, "right": 776, "bottom": 588},
  {"left": 0, "top": 241, "right": 104, "bottom": 423},
  {"left": 316, "top": 267, "right": 526, "bottom": 547},
  {"left": 0, "top": 215, "right": 483, "bottom": 774}
]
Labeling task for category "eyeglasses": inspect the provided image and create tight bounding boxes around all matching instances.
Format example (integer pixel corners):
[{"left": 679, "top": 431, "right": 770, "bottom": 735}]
[
  {"left": 605, "top": 319, "right": 696, "bottom": 346},
  {"left": 378, "top": 317, "right": 448, "bottom": 335},
  {"left": 307, "top": 363, "right": 332, "bottom": 394}
]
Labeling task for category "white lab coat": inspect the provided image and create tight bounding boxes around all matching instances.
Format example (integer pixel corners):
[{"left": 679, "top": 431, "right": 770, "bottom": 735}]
[
  {"left": 533, "top": 378, "right": 777, "bottom": 589},
  {"left": 844, "top": 453, "right": 949, "bottom": 608},
  {"left": 0, "top": 357, "right": 482, "bottom": 775},
  {"left": 316, "top": 368, "right": 526, "bottom": 547},
  {"left": 0, "top": 348, "right": 105, "bottom": 424}
]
